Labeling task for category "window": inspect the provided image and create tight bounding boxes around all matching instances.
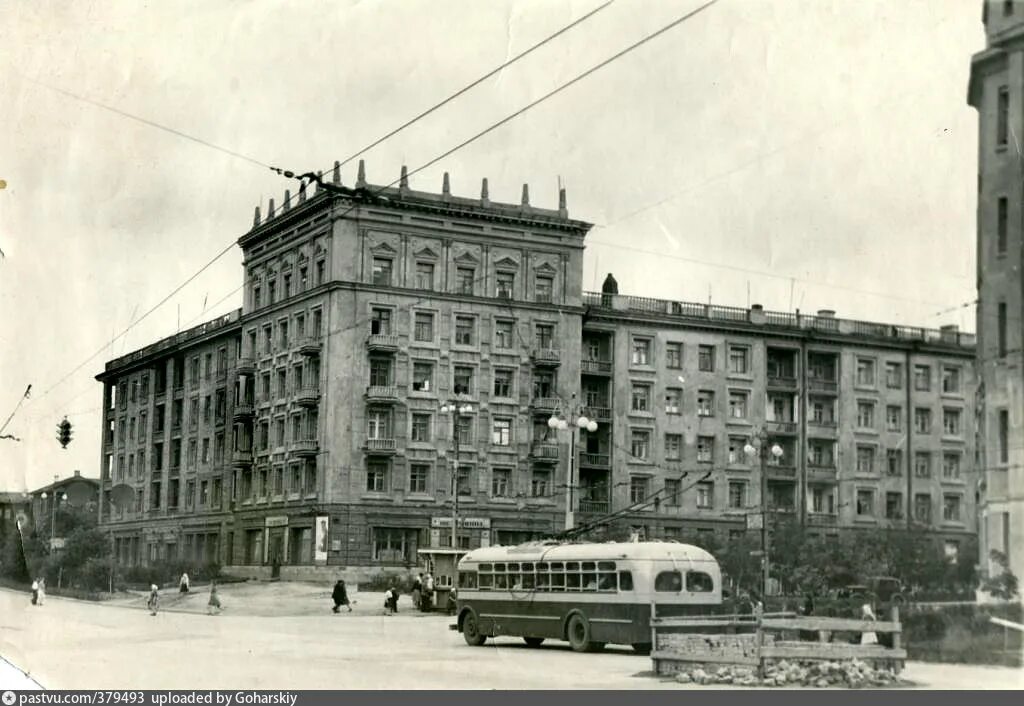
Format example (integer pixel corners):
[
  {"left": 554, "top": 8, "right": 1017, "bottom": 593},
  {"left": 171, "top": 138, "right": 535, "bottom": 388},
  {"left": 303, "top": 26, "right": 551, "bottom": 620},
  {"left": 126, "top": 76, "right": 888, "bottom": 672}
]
[
  {"left": 253, "top": 285, "right": 262, "bottom": 308},
  {"left": 456, "top": 267, "right": 475, "bottom": 295},
  {"left": 998, "top": 301, "right": 1008, "bottom": 357},
  {"left": 663, "top": 478, "right": 681, "bottom": 506},
  {"left": 370, "top": 308, "right": 391, "bottom": 336},
  {"left": 532, "top": 370, "right": 555, "bottom": 398},
  {"left": 367, "top": 410, "right": 391, "bottom": 440},
  {"left": 411, "top": 362, "right": 433, "bottom": 393},
  {"left": 728, "top": 346, "right": 749, "bottom": 375},
  {"left": 493, "top": 368, "right": 513, "bottom": 398},
  {"left": 496, "top": 271, "right": 515, "bottom": 299},
  {"left": 811, "top": 487, "right": 835, "bottom": 514},
  {"left": 914, "top": 408, "right": 932, "bottom": 434},
  {"left": 665, "top": 388, "right": 681, "bottom": 414},
  {"left": 405, "top": 414, "right": 430, "bottom": 444},
  {"left": 631, "top": 384, "right": 651, "bottom": 413},
  {"left": 857, "top": 401, "right": 875, "bottom": 429},
  {"left": 728, "top": 390, "right": 749, "bottom": 420},
  {"left": 998, "top": 85, "right": 1009, "bottom": 147},
  {"left": 260, "top": 374, "right": 271, "bottom": 401},
  {"left": 914, "top": 494, "right": 932, "bottom": 523},
  {"left": 728, "top": 481, "right": 746, "bottom": 509},
  {"left": 698, "top": 345, "right": 715, "bottom": 372},
  {"left": 856, "top": 489, "right": 874, "bottom": 517},
  {"left": 697, "top": 436, "right": 714, "bottom": 463},
  {"left": 887, "top": 449, "right": 902, "bottom": 476},
  {"left": 856, "top": 445, "right": 876, "bottom": 474},
  {"left": 696, "top": 482, "right": 713, "bottom": 509},
  {"left": 1006, "top": 0, "right": 1015, "bottom": 17},
  {"left": 274, "top": 418, "right": 285, "bottom": 446},
  {"left": 491, "top": 468, "right": 511, "bottom": 497},
  {"left": 666, "top": 342, "right": 682, "bottom": 369},
  {"left": 531, "top": 469, "right": 550, "bottom": 497},
  {"left": 201, "top": 438, "right": 210, "bottom": 463},
  {"left": 408, "top": 464, "right": 429, "bottom": 494},
  {"left": 631, "top": 338, "right": 651, "bottom": 366},
  {"left": 415, "top": 262, "right": 435, "bottom": 290},
  {"left": 914, "top": 365, "right": 931, "bottom": 392},
  {"left": 491, "top": 418, "right": 512, "bottom": 446},
  {"left": 655, "top": 570, "right": 682, "bottom": 592},
  {"left": 494, "top": 320, "right": 514, "bottom": 349},
  {"left": 856, "top": 358, "right": 876, "bottom": 386},
  {"left": 453, "top": 366, "right": 474, "bottom": 396},
  {"left": 413, "top": 312, "right": 434, "bottom": 342},
  {"left": 279, "top": 321, "right": 289, "bottom": 349},
  {"left": 885, "top": 362, "right": 902, "bottom": 389},
  {"left": 371, "top": 258, "right": 392, "bottom": 286},
  {"left": 665, "top": 434, "right": 682, "bottom": 461},
  {"left": 369, "top": 359, "right": 391, "bottom": 387},
  {"left": 630, "top": 477, "right": 650, "bottom": 504},
  {"left": 942, "top": 366, "right": 961, "bottom": 394},
  {"left": 885, "top": 492, "right": 903, "bottom": 520},
  {"left": 943, "top": 452, "right": 961, "bottom": 480},
  {"left": 630, "top": 429, "right": 651, "bottom": 460},
  {"left": 366, "top": 461, "right": 388, "bottom": 492},
  {"left": 943, "top": 494, "right": 962, "bottom": 522},
  {"left": 810, "top": 398, "right": 835, "bottom": 425},
  {"left": 808, "top": 440, "right": 834, "bottom": 467},
  {"left": 697, "top": 390, "right": 715, "bottom": 417},
  {"left": 998, "top": 197, "right": 1009, "bottom": 255},
  {"left": 535, "top": 323, "right": 555, "bottom": 349},
  {"left": 535, "top": 275, "right": 553, "bottom": 303},
  {"left": 455, "top": 316, "right": 475, "bottom": 346},
  {"left": 728, "top": 437, "right": 746, "bottom": 465},
  {"left": 914, "top": 452, "right": 932, "bottom": 478},
  {"left": 943, "top": 408, "right": 962, "bottom": 436},
  {"left": 886, "top": 405, "right": 902, "bottom": 432},
  {"left": 999, "top": 409, "right": 1009, "bottom": 463}
]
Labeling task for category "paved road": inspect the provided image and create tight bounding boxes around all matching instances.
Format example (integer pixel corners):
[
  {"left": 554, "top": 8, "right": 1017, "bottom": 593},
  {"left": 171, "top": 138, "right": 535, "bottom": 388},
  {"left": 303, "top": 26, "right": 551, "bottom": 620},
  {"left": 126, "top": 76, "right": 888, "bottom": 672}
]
[{"left": 1, "top": 589, "right": 1021, "bottom": 690}]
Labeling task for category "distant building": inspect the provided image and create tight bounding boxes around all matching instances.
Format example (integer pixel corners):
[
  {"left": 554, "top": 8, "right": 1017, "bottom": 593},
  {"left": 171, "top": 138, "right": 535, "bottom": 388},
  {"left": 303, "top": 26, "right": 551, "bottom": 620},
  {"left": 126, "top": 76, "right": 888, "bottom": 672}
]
[
  {"left": 96, "top": 164, "right": 978, "bottom": 580},
  {"left": 967, "top": 0, "right": 1024, "bottom": 582},
  {"left": 28, "top": 471, "right": 100, "bottom": 537},
  {"left": 0, "top": 491, "right": 32, "bottom": 543}
]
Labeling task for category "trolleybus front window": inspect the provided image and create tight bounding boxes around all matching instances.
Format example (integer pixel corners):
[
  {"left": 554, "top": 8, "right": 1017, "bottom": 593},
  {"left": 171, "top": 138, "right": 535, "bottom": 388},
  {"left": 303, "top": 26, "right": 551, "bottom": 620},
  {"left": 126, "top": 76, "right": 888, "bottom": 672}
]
[
  {"left": 655, "top": 570, "right": 683, "bottom": 592},
  {"left": 618, "top": 571, "right": 634, "bottom": 591},
  {"left": 686, "top": 571, "right": 714, "bottom": 592}
]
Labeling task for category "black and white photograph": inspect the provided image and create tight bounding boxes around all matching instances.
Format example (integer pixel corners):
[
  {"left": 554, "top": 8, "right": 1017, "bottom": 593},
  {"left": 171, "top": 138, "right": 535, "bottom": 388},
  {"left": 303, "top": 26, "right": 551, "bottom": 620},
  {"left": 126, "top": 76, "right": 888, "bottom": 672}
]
[{"left": 0, "top": 0, "right": 1022, "bottom": 693}]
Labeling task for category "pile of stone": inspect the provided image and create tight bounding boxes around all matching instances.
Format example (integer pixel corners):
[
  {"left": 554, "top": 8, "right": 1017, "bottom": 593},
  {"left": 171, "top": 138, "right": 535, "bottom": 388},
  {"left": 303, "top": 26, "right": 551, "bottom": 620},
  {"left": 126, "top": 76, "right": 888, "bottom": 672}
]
[{"left": 673, "top": 659, "right": 907, "bottom": 688}]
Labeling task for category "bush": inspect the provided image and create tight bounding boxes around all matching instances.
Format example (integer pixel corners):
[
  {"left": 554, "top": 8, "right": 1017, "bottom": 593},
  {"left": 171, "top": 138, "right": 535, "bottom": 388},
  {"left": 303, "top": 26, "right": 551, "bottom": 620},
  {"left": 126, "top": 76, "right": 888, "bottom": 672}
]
[
  {"left": 119, "top": 560, "right": 222, "bottom": 590},
  {"left": 903, "top": 604, "right": 1023, "bottom": 666}
]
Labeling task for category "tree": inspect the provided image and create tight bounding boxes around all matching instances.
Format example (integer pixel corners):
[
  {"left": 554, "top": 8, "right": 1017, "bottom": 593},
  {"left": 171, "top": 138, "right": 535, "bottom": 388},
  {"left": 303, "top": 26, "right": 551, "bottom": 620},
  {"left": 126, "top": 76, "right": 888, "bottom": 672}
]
[{"left": 982, "top": 550, "right": 1020, "bottom": 601}]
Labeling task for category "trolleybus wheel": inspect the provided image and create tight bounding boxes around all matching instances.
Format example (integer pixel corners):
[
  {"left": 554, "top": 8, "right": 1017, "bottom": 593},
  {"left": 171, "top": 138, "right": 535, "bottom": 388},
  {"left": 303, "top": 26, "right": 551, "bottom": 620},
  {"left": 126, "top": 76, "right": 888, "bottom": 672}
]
[
  {"left": 523, "top": 637, "right": 545, "bottom": 648},
  {"left": 462, "top": 611, "right": 487, "bottom": 647},
  {"left": 566, "top": 614, "right": 593, "bottom": 653},
  {"left": 632, "top": 643, "right": 652, "bottom": 655}
]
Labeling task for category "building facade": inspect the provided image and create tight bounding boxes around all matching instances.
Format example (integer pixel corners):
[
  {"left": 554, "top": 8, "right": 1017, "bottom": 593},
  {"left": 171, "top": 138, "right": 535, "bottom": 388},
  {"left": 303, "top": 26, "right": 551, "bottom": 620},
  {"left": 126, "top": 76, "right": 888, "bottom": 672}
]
[
  {"left": 97, "top": 165, "right": 978, "bottom": 579},
  {"left": 968, "top": 0, "right": 1024, "bottom": 581}
]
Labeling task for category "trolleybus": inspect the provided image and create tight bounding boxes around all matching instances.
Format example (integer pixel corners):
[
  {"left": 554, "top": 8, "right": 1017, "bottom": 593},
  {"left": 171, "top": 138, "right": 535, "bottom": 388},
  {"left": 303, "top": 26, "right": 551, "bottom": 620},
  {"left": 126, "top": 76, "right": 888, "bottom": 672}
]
[{"left": 453, "top": 541, "right": 722, "bottom": 653}]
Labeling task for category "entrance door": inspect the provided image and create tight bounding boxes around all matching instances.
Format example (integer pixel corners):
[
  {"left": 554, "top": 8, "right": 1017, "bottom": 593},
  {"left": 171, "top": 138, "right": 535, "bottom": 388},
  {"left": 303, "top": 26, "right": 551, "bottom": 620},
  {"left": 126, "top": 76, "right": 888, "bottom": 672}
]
[{"left": 268, "top": 529, "right": 284, "bottom": 578}]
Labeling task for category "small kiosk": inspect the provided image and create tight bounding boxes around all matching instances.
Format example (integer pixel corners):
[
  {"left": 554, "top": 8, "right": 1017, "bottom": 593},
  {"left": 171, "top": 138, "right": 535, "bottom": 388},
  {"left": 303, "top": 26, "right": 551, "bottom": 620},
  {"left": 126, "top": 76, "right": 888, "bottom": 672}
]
[{"left": 416, "top": 547, "right": 468, "bottom": 612}]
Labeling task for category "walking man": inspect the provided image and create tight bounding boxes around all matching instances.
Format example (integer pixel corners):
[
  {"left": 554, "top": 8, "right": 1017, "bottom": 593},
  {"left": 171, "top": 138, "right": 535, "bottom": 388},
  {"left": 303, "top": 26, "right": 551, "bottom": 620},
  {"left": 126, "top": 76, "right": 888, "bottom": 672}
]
[
  {"left": 147, "top": 584, "right": 160, "bottom": 616},
  {"left": 332, "top": 579, "right": 352, "bottom": 613}
]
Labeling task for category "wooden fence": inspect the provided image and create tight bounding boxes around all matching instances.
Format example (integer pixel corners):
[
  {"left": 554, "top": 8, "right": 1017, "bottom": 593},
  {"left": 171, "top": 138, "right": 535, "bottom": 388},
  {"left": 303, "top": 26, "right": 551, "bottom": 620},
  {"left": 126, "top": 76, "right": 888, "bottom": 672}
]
[{"left": 650, "top": 605, "right": 906, "bottom": 676}]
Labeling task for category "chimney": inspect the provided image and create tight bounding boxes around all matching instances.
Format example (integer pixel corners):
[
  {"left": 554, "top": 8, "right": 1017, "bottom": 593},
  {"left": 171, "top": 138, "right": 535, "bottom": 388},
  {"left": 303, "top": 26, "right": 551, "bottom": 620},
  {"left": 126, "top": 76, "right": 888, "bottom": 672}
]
[
  {"left": 356, "top": 160, "right": 367, "bottom": 188},
  {"left": 442, "top": 172, "right": 451, "bottom": 199},
  {"left": 940, "top": 324, "right": 960, "bottom": 343},
  {"left": 817, "top": 309, "right": 836, "bottom": 318},
  {"left": 268, "top": 198, "right": 276, "bottom": 218},
  {"left": 481, "top": 178, "right": 490, "bottom": 206},
  {"left": 399, "top": 165, "right": 409, "bottom": 190},
  {"left": 558, "top": 187, "right": 568, "bottom": 218},
  {"left": 333, "top": 161, "right": 342, "bottom": 185},
  {"left": 298, "top": 181, "right": 307, "bottom": 203},
  {"left": 253, "top": 205, "right": 261, "bottom": 227},
  {"left": 521, "top": 184, "right": 530, "bottom": 207},
  {"left": 749, "top": 304, "right": 766, "bottom": 325},
  {"left": 74, "top": 470, "right": 81, "bottom": 477},
  {"left": 283, "top": 190, "right": 291, "bottom": 211}
]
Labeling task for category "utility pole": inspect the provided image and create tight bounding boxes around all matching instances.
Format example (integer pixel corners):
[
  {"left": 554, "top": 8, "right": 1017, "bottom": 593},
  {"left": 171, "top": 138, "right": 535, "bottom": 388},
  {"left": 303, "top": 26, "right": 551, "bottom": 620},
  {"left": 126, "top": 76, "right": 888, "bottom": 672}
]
[{"left": 441, "top": 402, "right": 473, "bottom": 549}]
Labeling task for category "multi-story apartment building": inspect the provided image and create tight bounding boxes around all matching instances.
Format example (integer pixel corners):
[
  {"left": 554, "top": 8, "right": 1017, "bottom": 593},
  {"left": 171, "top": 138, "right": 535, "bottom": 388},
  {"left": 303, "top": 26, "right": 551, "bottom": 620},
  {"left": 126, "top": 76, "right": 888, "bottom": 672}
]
[
  {"left": 97, "top": 164, "right": 978, "bottom": 578},
  {"left": 968, "top": 0, "right": 1024, "bottom": 582}
]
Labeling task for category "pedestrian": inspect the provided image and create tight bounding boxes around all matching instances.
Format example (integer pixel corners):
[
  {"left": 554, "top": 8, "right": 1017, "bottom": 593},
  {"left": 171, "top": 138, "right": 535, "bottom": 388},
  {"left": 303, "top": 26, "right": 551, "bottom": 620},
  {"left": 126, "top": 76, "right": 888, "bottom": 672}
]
[
  {"left": 147, "top": 584, "right": 160, "bottom": 616},
  {"left": 411, "top": 573, "right": 423, "bottom": 611},
  {"left": 207, "top": 581, "right": 221, "bottom": 615},
  {"left": 383, "top": 587, "right": 394, "bottom": 615},
  {"left": 30, "top": 578, "right": 38, "bottom": 606},
  {"left": 332, "top": 579, "right": 352, "bottom": 613},
  {"left": 859, "top": 603, "right": 878, "bottom": 645},
  {"left": 37, "top": 578, "right": 46, "bottom": 606},
  {"left": 388, "top": 585, "right": 399, "bottom": 614},
  {"left": 179, "top": 572, "right": 190, "bottom": 594},
  {"left": 423, "top": 572, "right": 435, "bottom": 612}
]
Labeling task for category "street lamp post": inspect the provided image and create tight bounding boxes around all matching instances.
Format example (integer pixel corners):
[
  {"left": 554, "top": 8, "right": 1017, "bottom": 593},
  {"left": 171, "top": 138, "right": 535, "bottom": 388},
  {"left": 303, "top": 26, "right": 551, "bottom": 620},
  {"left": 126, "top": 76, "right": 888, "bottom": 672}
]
[
  {"left": 440, "top": 402, "right": 473, "bottom": 550},
  {"left": 744, "top": 431, "right": 783, "bottom": 601},
  {"left": 39, "top": 489, "right": 67, "bottom": 548},
  {"left": 548, "top": 395, "right": 598, "bottom": 532}
]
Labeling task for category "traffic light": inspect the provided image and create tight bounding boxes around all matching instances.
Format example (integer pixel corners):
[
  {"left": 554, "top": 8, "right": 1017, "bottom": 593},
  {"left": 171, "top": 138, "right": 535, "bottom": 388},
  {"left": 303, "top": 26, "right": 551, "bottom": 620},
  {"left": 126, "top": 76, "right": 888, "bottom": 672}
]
[{"left": 56, "top": 416, "right": 72, "bottom": 449}]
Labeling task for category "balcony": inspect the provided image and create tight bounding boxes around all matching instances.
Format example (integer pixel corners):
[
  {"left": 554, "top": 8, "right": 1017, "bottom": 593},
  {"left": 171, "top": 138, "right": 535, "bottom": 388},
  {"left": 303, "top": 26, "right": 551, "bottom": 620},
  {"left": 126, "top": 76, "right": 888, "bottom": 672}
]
[
  {"left": 298, "top": 336, "right": 322, "bottom": 356},
  {"left": 296, "top": 386, "right": 320, "bottom": 407},
  {"left": 807, "top": 512, "right": 838, "bottom": 526},
  {"left": 807, "top": 378, "right": 839, "bottom": 394},
  {"left": 365, "top": 438, "right": 397, "bottom": 454},
  {"left": 765, "top": 420, "right": 798, "bottom": 435},
  {"left": 236, "top": 357, "right": 256, "bottom": 375},
  {"left": 807, "top": 464, "right": 838, "bottom": 482},
  {"left": 578, "top": 499, "right": 610, "bottom": 514},
  {"left": 531, "top": 442, "right": 559, "bottom": 462},
  {"left": 290, "top": 438, "right": 319, "bottom": 457},
  {"left": 232, "top": 402, "right": 255, "bottom": 419},
  {"left": 765, "top": 463, "right": 797, "bottom": 478},
  {"left": 578, "top": 452, "right": 611, "bottom": 468},
  {"left": 231, "top": 449, "right": 253, "bottom": 466},
  {"left": 365, "top": 334, "right": 400, "bottom": 352},
  {"left": 580, "top": 359, "right": 613, "bottom": 376},
  {"left": 365, "top": 385, "right": 400, "bottom": 402},
  {"left": 767, "top": 375, "right": 798, "bottom": 390},
  {"left": 531, "top": 397, "right": 560, "bottom": 414},
  {"left": 581, "top": 406, "right": 611, "bottom": 422},
  {"left": 531, "top": 348, "right": 561, "bottom": 367}
]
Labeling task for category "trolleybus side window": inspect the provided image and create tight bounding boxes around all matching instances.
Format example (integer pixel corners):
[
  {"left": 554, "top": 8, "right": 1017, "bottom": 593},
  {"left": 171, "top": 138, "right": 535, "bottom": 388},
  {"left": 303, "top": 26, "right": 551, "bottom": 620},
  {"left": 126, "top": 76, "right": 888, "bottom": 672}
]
[
  {"left": 582, "top": 561, "right": 597, "bottom": 590},
  {"left": 566, "top": 561, "right": 581, "bottom": 590},
  {"left": 478, "top": 563, "right": 493, "bottom": 589},
  {"left": 521, "top": 563, "right": 535, "bottom": 589},
  {"left": 598, "top": 561, "right": 617, "bottom": 591},
  {"left": 550, "top": 562, "right": 565, "bottom": 590},
  {"left": 618, "top": 570, "right": 634, "bottom": 591},
  {"left": 458, "top": 570, "right": 478, "bottom": 589},
  {"left": 536, "top": 562, "right": 550, "bottom": 590},
  {"left": 655, "top": 570, "right": 683, "bottom": 592},
  {"left": 686, "top": 571, "right": 714, "bottom": 593}
]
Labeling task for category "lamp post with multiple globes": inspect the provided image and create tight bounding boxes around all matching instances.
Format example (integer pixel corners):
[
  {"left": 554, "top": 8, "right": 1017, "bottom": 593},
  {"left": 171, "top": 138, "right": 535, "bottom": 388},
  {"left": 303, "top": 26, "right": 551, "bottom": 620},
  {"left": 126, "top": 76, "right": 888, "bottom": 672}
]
[
  {"left": 440, "top": 402, "right": 474, "bottom": 550},
  {"left": 548, "top": 396, "right": 598, "bottom": 531},
  {"left": 744, "top": 430, "right": 784, "bottom": 600}
]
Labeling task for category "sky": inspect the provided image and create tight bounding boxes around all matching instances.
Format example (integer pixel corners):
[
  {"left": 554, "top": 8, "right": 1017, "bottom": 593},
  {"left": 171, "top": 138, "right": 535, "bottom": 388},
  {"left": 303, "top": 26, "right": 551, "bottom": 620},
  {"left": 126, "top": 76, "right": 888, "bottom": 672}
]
[{"left": 0, "top": 0, "right": 985, "bottom": 491}]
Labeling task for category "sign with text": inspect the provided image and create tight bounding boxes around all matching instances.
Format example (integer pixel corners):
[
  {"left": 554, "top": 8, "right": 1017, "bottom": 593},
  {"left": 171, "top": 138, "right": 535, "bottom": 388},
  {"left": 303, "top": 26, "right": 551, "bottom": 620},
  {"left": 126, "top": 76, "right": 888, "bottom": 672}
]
[
  {"left": 431, "top": 517, "right": 490, "bottom": 529},
  {"left": 265, "top": 516, "right": 289, "bottom": 528},
  {"left": 314, "top": 516, "right": 329, "bottom": 563}
]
